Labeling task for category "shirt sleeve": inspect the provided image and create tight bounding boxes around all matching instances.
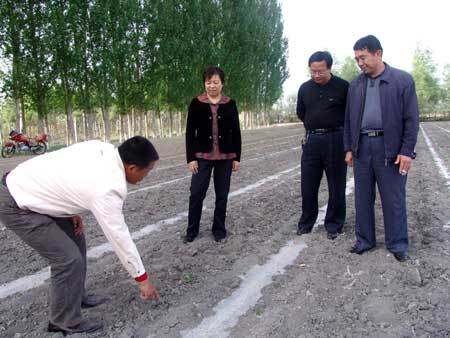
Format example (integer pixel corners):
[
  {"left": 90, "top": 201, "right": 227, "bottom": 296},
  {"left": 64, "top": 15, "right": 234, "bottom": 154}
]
[
  {"left": 344, "top": 84, "right": 353, "bottom": 153},
  {"left": 90, "top": 190, "right": 146, "bottom": 280},
  {"left": 296, "top": 86, "right": 305, "bottom": 122},
  {"left": 232, "top": 100, "right": 242, "bottom": 162},
  {"left": 399, "top": 79, "right": 420, "bottom": 157},
  {"left": 185, "top": 99, "right": 196, "bottom": 163}
]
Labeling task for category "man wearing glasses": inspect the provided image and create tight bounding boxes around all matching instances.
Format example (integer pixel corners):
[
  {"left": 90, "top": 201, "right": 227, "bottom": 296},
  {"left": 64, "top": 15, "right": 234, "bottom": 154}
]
[{"left": 296, "top": 51, "right": 349, "bottom": 240}]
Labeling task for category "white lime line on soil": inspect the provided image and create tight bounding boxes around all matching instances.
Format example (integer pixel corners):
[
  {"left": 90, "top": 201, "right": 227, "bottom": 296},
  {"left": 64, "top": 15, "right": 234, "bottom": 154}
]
[
  {"left": 0, "top": 163, "right": 300, "bottom": 299},
  {"left": 129, "top": 176, "right": 191, "bottom": 195},
  {"left": 435, "top": 125, "right": 450, "bottom": 134},
  {"left": 421, "top": 126, "right": 450, "bottom": 186},
  {"left": 128, "top": 146, "right": 300, "bottom": 195},
  {"left": 179, "top": 175, "right": 355, "bottom": 338},
  {"left": 160, "top": 133, "right": 299, "bottom": 161},
  {"left": 180, "top": 239, "right": 308, "bottom": 338},
  {"left": 421, "top": 125, "right": 450, "bottom": 230},
  {"left": 152, "top": 142, "right": 300, "bottom": 173}
]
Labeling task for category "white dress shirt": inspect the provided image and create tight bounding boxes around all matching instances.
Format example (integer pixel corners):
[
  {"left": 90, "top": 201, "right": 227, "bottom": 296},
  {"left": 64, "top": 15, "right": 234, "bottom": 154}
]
[{"left": 6, "top": 140, "right": 146, "bottom": 279}]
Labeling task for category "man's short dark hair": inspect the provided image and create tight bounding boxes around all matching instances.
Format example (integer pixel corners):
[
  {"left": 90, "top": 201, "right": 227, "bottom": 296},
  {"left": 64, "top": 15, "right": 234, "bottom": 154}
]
[
  {"left": 308, "top": 51, "right": 333, "bottom": 68},
  {"left": 353, "top": 35, "right": 383, "bottom": 54},
  {"left": 203, "top": 66, "right": 225, "bottom": 84},
  {"left": 118, "top": 136, "right": 159, "bottom": 168}
]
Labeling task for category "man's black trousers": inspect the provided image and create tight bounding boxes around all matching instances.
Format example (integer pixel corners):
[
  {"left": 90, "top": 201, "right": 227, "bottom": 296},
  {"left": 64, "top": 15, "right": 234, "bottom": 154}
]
[{"left": 298, "top": 130, "right": 347, "bottom": 234}]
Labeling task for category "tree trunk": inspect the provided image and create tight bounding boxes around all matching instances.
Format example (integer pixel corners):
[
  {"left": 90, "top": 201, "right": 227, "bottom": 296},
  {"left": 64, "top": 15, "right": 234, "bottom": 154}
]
[
  {"left": 14, "top": 97, "right": 24, "bottom": 133},
  {"left": 131, "top": 108, "right": 135, "bottom": 135},
  {"left": 178, "top": 112, "right": 183, "bottom": 135},
  {"left": 169, "top": 111, "right": 173, "bottom": 137},
  {"left": 126, "top": 113, "right": 131, "bottom": 138},
  {"left": 120, "top": 115, "right": 127, "bottom": 141},
  {"left": 152, "top": 111, "right": 159, "bottom": 138},
  {"left": 82, "top": 113, "right": 87, "bottom": 140},
  {"left": 143, "top": 111, "right": 149, "bottom": 138},
  {"left": 73, "top": 116, "right": 78, "bottom": 143},
  {"left": 158, "top": 112, "right": 163, "bottom": 138},
  {"left": 65, "top": 97, "right": 76, "bottom": 145},
  {"left": 101, "top": 105, "right": 111, "bottom": 142}
]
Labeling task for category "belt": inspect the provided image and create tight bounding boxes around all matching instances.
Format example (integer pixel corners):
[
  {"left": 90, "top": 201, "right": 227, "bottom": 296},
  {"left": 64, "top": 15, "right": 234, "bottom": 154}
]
[
  {"left": 362, "top": 131, "right": 384, "bottom": 137},
  {"left": 307, "top": 127, "right": 343, "bottom": 134}
]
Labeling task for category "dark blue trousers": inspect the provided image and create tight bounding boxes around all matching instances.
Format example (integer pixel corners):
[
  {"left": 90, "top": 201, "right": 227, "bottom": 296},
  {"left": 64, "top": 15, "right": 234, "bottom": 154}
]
[
  {"left": 298, "top": 130, "right": 347, "bottom": 234},
  {"left": 187, "top": 159, "right": 233, "bottom": 239},
  {"left": 353, "top": 135, "right": 408, "bottom": 253}
]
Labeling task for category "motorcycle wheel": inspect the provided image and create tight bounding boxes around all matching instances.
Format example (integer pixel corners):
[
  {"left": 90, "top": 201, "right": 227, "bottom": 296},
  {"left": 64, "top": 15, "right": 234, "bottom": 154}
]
[
  {"left": 31, "top": 141, "right": 47, "bottom": 155},
  {"left": 1, "top": 145, "right": 16, "bottom": 158}
]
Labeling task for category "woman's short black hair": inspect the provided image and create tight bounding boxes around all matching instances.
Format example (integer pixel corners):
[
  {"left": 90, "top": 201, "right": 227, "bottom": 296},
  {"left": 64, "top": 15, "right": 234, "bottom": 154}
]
[
  {"left": 118, "top": 136, "right": 159, "bottom": 168},
  {"left": 353, "top": 35, "right": 383, "bottom": 54},
  {"left": 203, "top": 66, "right": 225, "bottom": 84},
  {"left": 308, "top": 51, "right": 333, "bottom": 69}
]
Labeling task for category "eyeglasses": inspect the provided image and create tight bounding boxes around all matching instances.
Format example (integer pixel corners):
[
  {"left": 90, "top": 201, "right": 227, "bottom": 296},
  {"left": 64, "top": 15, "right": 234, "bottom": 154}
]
[{"left": 310, "top": 70, "right": 329, "bottom": 76}]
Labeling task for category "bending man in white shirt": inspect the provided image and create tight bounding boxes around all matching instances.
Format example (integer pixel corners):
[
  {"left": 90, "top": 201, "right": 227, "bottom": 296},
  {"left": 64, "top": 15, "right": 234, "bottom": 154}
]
[{"left": 0, "top": 136, "right": 160, "bottom": 335}]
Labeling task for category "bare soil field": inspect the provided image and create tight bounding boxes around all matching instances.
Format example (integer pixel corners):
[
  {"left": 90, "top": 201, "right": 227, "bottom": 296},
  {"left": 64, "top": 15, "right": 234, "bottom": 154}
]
[{"left": 0, "top": 122, "right": 449, "bottom": 337}]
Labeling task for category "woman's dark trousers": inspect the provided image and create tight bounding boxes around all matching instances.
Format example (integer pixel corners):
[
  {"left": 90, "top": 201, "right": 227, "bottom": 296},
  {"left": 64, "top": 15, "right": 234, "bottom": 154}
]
[{"left": 187, "top": 159, "right": 233, "bottom": 239}]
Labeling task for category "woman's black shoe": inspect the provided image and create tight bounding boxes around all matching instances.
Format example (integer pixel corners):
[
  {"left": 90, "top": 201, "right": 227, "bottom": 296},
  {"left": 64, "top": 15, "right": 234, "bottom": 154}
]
[
  {"left": 183, "top": 235, "right": 196, "bottom": 243},
  {"left": 296, "top": 227, "right": 312, "bottom": 236}
]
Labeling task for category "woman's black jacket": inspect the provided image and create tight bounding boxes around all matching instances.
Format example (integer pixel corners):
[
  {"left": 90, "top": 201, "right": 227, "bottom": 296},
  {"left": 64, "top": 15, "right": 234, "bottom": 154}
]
[{"left": 185, "top": 97, "right": 242, "bottom": 163}]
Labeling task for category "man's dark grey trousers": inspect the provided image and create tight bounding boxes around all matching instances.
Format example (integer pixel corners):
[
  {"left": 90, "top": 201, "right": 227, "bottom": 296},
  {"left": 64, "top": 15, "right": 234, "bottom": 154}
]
[
  {"left": 0, "top": 186, "right": 86, "bottom": 330},
  {"left": 353, "top": 134, "right": 408, "bottom": 253}
]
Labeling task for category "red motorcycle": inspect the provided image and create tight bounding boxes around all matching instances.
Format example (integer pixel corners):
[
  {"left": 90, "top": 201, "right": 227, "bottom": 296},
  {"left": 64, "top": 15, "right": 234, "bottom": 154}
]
[{"left": 1, "top": 130, "right": 48, "bottom": 158}]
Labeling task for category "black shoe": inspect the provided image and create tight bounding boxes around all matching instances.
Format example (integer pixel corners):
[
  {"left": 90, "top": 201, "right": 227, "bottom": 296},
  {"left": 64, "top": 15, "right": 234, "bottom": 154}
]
[
  {"left": 393, "top": 252, "right": 409, "bottom": 262},
  {"left": 48, "top": 319, "right": 103, "bottom": 335},
  {"left": 327, "top": 232, "right": 339, "bottom": 240},
  {"left": 183, "top": 235, "right": 196, "bottom": 243},
  {"left": 81, "top": 294, "right": 109, "bottom": 308},
  {"left": 213, "top": 234, "right": 227, "bottom": 243},
  {"left": 350, "top": 245, "right": 374, "bottom": 255},
  {"left": 296, "top": 227, "right": 312, "bottom": 236}
]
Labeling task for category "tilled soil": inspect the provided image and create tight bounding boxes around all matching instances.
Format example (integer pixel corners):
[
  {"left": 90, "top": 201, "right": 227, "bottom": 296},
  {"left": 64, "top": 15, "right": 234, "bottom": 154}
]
[{"left": 0, "top": 122, "right": 449, "bottom": 337}]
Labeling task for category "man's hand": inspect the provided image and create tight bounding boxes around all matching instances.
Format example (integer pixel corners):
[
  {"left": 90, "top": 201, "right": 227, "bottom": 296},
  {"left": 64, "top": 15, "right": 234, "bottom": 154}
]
[
  {"left": 395, "top": 154, "right": 412, "bottom": 175},
  {"left": 138, "top": 279, "right": 160, "bottom": 300},
  {"left": 188, "top": 161, "right": 198, "bottom": 174},
  {"left": 345, "top": 151, "right": 353, "bottom": 167},
  {"left": 232, "top": 161, "right": 240, "bottom": 172},
  {"left": 72, "top": 215, "right": 84, "bottom": 236}
]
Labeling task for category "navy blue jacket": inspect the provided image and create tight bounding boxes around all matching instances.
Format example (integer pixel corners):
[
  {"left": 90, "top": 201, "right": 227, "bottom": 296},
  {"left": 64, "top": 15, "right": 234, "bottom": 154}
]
[{"left": 344, "top": 63, "right": 419, "bottom": 159}]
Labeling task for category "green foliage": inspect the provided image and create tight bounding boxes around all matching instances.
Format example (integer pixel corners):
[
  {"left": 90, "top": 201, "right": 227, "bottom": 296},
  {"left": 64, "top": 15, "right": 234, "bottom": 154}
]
[
  {"left": 411, "top": 47, "right": 441, "bottom": 115},
  {"left": 0, "top": 0, "right": 288, "bottom": 130},
  {"left": 442, "top": 64, "right": 450, "bottom": 112},
  {"left": 334, "top": 56, "right": 359, "bottom": 82},
  {"left": 181, "top": 271, "right": 194, "bottom": 284}
]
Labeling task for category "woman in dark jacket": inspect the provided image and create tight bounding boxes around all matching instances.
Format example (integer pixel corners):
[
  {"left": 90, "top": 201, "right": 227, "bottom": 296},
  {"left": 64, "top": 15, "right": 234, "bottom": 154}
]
[{"left": 184, "top": 66, "right": 241, "bottom": 243}]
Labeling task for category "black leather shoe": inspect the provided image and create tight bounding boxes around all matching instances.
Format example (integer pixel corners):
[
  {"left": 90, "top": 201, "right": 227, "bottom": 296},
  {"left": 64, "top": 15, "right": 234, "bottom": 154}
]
[
  {"left": 296, "top": 227, "right": 312, "bottom": 236},
  {"left": 48, "top": 319, "right": 103, "bottom": 335},
  {"left": 327, "top": 232, "right": 339, "bottom": 240},
  {"left": 350, "top": 245, "right": 374, "bottom": 255},
  {"left": 81, "top": 294, "right": 109, "bottom": 308},
  {"left": 183, "top": 235, "right": 196, "bottom": 243},
  {"left": 213, "top": 235, "right": 227, "bottom": 243},
  {"left": 393, "top": 252, "right": 409, "bottom": 262}
]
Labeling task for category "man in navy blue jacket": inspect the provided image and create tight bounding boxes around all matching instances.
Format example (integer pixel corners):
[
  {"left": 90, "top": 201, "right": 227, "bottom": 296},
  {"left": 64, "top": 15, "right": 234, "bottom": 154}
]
[{"left": 344, "top": 35, "right": 419, "bottom": 262}]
